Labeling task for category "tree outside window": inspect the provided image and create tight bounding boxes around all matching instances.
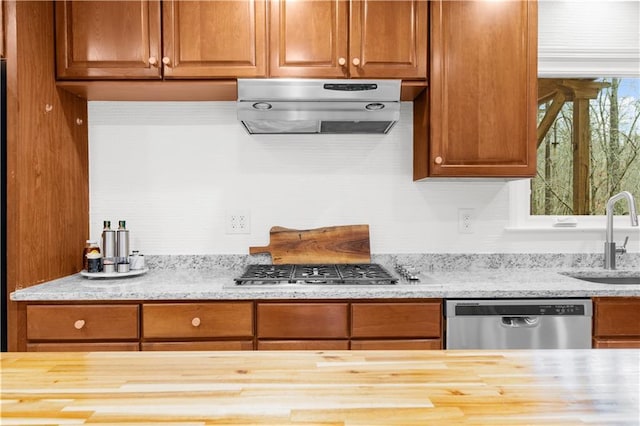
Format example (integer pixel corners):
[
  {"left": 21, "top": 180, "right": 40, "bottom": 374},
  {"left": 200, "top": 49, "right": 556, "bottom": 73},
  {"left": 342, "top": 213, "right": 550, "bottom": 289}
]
[{"left": 532, "top": 78, "right": 640, "bottom": 216}]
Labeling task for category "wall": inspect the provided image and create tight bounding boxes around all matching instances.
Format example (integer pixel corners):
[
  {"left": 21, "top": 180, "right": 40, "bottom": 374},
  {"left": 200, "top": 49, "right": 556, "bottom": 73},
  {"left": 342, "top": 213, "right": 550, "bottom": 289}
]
[{"left": 89, "top": 102, "right": 639, "bottom": 255}]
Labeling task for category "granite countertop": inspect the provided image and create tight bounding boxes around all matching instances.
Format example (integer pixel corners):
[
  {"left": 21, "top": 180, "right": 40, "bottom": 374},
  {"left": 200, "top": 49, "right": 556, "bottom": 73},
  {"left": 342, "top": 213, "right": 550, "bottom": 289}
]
[{"left": 10, "top": 254, "right": 640, "bottom": 301}]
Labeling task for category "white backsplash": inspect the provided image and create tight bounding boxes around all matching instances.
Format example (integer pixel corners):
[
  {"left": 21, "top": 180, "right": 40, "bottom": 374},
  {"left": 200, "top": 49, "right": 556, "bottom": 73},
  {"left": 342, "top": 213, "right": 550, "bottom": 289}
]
[{"left": 89, "top": 102, "right": 638, "bottom": 255}]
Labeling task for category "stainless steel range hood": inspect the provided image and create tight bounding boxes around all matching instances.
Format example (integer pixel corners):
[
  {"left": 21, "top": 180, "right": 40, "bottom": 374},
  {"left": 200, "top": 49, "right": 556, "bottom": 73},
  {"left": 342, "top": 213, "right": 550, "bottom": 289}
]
[{"left": 237, "top": 78, "right": 401, "bottom": 134}]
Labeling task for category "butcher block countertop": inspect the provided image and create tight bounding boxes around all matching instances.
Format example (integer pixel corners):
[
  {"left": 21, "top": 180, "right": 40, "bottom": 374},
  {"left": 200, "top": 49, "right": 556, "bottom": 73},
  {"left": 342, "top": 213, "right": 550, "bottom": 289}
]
[{"left": 1, "top": 350, "right": 638, "bottom": 425}]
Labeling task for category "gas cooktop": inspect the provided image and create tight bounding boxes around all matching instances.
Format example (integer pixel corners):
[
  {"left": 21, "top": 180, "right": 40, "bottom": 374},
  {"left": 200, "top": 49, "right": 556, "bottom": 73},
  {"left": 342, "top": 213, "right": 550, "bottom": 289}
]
[{"left": 234, "top": 264, "right": 398, "bottom": 285}]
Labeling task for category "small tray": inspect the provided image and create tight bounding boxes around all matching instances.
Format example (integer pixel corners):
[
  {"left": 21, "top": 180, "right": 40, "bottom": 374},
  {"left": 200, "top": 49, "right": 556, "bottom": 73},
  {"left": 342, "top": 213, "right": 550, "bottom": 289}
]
[{"left": 80, "top": 268, "right": 149, "bottom": 279}]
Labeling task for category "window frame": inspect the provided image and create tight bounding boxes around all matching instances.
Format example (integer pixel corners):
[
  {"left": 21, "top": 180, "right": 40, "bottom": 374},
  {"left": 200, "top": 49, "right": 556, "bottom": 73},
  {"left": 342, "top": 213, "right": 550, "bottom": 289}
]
[
  {"left": 509, "top": 2, "right": 640, "bottom": 233},
  {"left": 508, "top": 179, "right": 639, "bottom": 232}
]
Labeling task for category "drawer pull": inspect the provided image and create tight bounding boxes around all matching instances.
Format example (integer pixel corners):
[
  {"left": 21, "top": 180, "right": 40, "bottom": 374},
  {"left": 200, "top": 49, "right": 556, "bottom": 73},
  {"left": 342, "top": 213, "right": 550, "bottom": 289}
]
[
  {"left": 74, "top": 320, "right": 85, "bottom": 330},
  {"left": 191, "top": 317, "right": 201, "bottom": 327}
]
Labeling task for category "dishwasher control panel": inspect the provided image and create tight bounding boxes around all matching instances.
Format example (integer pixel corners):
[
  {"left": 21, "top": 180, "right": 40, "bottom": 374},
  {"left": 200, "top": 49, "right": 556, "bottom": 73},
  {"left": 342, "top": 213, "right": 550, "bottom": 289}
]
[{"left": 454, "top": 303, "right": 587, "bottom": 316}]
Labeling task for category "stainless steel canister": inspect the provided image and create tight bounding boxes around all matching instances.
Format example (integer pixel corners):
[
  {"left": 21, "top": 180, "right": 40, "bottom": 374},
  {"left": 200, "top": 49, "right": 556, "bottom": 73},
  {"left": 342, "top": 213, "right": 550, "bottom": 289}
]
[
  {"left": 102, "top": 221, "right": 116, "bottom": 262},
  {"left": 116, "top": 220, "right": 129, "bottom": 264}
]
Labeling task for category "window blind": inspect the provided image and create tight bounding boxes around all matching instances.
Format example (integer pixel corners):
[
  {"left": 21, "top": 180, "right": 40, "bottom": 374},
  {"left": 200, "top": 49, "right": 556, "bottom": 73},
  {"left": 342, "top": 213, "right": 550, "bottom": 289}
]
[{"left": 538, "top": 0, "right": 640, "bottom": 77}]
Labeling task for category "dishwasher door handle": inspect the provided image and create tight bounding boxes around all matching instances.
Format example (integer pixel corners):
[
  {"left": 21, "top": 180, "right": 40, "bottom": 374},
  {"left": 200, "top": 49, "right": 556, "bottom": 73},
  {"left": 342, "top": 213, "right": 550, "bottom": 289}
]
[{"left": 500, "top": 316, "right": 540, "bottom": 328}]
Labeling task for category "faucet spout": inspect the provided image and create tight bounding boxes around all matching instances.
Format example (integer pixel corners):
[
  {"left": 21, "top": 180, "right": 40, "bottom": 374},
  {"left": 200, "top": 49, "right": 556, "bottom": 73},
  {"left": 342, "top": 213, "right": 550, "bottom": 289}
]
[{"left": 604, "top": 191, "right": 639, "bottom": 269}]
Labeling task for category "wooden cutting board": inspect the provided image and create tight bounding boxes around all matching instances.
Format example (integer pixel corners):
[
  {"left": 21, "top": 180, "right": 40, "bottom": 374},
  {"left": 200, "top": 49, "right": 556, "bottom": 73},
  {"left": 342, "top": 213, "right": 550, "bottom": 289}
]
[{"left": 249, "top": 225, "right": 371, "bottom": 264}]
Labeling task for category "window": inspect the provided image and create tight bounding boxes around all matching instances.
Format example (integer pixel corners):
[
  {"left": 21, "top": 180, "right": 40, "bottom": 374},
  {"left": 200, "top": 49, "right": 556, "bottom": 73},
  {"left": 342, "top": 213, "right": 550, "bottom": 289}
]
[
  {"left": 532, "top": 78, "right": 640, "bottom": 216},
  {"left": 523, "top": 0, "right": 640, "bottom": 223}
]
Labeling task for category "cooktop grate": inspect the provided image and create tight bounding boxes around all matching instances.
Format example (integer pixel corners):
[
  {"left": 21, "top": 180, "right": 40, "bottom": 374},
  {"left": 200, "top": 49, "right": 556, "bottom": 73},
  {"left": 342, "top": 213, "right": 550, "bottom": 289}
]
[{"left": 234, "top": 264, "right": 397, "bottom": 285}]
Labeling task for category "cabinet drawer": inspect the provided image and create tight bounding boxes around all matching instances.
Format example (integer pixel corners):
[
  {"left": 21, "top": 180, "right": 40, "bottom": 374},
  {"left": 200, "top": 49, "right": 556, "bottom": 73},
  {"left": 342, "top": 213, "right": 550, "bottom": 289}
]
[
  {"left": 142, "top": 302, "right": 253, "bottom": 339},
  {"left": 142, "top": 341, "right": 254, "bottom": 351},
  {"left": 593, "top": 298, "right": 640, "bottom": 337},
  {"left": 26, "top": 305, "right": 139, "bottom": 341},
  {"left": 351, "top": 302, "right": 441, "bottom": 338},
  {"left": 593, "top": 338, "right": 640, "bottom": 349},
  {"left": 257, "top": 303, "right": 348, "bottom": 338},
  {"left": 27, "top": 342, "right": 140, "bottom": 352},
  {"left": 257, "top": 340, "right": 349, "bottom": 351},
  {"left": 350, "top": 339, "right": 442, "bottom": 350}
]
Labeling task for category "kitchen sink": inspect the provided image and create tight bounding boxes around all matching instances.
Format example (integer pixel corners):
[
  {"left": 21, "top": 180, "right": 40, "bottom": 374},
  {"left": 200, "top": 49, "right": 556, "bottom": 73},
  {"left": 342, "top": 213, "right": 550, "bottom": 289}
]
[{"left": 563, "top": 272, "right": 640, "bottom": 285}]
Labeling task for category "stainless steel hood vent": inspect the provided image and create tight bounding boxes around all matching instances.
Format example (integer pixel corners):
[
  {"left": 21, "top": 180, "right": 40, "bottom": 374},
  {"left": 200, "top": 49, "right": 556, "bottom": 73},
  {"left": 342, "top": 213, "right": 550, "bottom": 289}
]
[{"left": 237, "top": 79, "right": 401, "bottom": 134}]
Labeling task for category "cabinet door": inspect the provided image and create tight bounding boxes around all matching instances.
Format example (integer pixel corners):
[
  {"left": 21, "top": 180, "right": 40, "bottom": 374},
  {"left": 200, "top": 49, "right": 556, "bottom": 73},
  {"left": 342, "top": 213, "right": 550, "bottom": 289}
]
[
  {"left": 163, "top": 0, "right": 266, "bottom": 78},
  {"left": 55, "top": 0, "right": 162, "bottom": 79},
  {"left": 425, "top": 0, "right": 537, "bottom": 177},
  {"left": 269, "top": 0, "right": 348, "bottom": 78},
  {"left": 349, "top": 0, "right": 427, "bottom": 79},
  {"left": 593, "top": 298, "right": 640, "bottom": 338},
  {"left": 1, "top": 0, "right": 4, "bottom": 58}
]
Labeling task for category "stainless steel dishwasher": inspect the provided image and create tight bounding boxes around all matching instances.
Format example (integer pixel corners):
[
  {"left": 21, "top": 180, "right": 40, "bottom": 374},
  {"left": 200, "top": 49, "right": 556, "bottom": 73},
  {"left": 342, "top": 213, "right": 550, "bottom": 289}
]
[{"left": 445, "top": 299, "right": 592, "bottom": 349}]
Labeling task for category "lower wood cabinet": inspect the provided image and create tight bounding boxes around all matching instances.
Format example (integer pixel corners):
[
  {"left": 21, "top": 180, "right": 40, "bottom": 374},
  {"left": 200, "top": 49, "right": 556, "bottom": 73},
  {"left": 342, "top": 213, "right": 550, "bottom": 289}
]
[
  {"left": 141, "top": 302, "right": 254, "bottom": 351},
  {"left": 25, "top": 304, "right": 139, "bottom": 351},
  {"left": 20, "top": 299, "right": 445, "bottom": 351},
  {"left": 257, "top": 300, "right": 443, "bottom": 350},
  {"left": 19, "top": 298, "right": 638, "bottom": 351},
  {"left": 592, "top": 297, "right": 640, "bottom": 349},
  {"left": 351, "top": 302, "right": 443, "bottom": 350}
]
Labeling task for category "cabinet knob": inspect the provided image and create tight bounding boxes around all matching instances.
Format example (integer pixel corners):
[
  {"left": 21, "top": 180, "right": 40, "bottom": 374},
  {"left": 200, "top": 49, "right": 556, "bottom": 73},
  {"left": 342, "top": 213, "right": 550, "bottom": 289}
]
[
  {"left": 74, "top": 320, "right": 85, "bottom": 330},
  {"left": 191, "top": 317, "right": 201, "bottom": 327},
  {"left": 434, "top": 156, "right": 443, "bottom": 165},
  {"left": 149, "top": 56, "right": 158, "bottom": 66},
  {"left": 352, "top": 57, "right": 361, "bottom": 67},
  {"left": 76, "top": 118, "right": 83, "bottom": 126},
  {"left": 338, "top": 57, "right": 346, "bottom": 66},
  {"left": 162, "top": 56, "right": 171, "bottom": 66}
]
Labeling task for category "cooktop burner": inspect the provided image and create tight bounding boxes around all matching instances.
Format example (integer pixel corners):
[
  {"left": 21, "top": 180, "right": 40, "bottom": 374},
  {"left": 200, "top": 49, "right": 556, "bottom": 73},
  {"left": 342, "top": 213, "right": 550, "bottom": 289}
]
[{"left": 234, "top": 264, "right": 398, "bottom": 285}]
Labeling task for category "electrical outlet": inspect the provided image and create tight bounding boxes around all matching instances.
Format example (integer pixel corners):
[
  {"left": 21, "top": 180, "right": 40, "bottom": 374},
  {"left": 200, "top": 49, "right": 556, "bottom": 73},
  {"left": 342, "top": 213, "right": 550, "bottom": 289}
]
[
  {"left": 458, "top": 208, "right": 475, "bottom": 234},
  {"left": 226, "top": 210, "right": 250, "bottom": 234}
]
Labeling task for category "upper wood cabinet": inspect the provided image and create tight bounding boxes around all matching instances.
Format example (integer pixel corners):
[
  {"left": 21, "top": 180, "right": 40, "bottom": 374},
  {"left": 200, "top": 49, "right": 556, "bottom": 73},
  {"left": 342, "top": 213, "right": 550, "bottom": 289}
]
[
  {"left": 55, "top": 0, "right": 266, "bottom": 80},
  {"left": 269, "top": 0, "right": 426, "bottom": 79},
  {"left": 162, "top": 0, "right": 266, "bottom": 78},
  {"left": 414, "top": 0, "right": 537, "bottom": 179},
  {"left": 55, "top": 1, "right": 162, "bottom": 79},
  {"left": 1, "top": 0, "right": 4, "bottom": 58}
]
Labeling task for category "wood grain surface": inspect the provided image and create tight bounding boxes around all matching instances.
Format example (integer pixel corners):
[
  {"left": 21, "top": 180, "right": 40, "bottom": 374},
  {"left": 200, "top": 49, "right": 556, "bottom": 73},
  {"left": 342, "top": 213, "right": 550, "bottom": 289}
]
[
  {"left": 5, "top": 0, "right": 89, "bottom": 351},
  {"left": 2, "top": 350, "right": 639, "bottom": 425},
  {"left": 249, "top": 225, "right": 371, "bottom": 264}
]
